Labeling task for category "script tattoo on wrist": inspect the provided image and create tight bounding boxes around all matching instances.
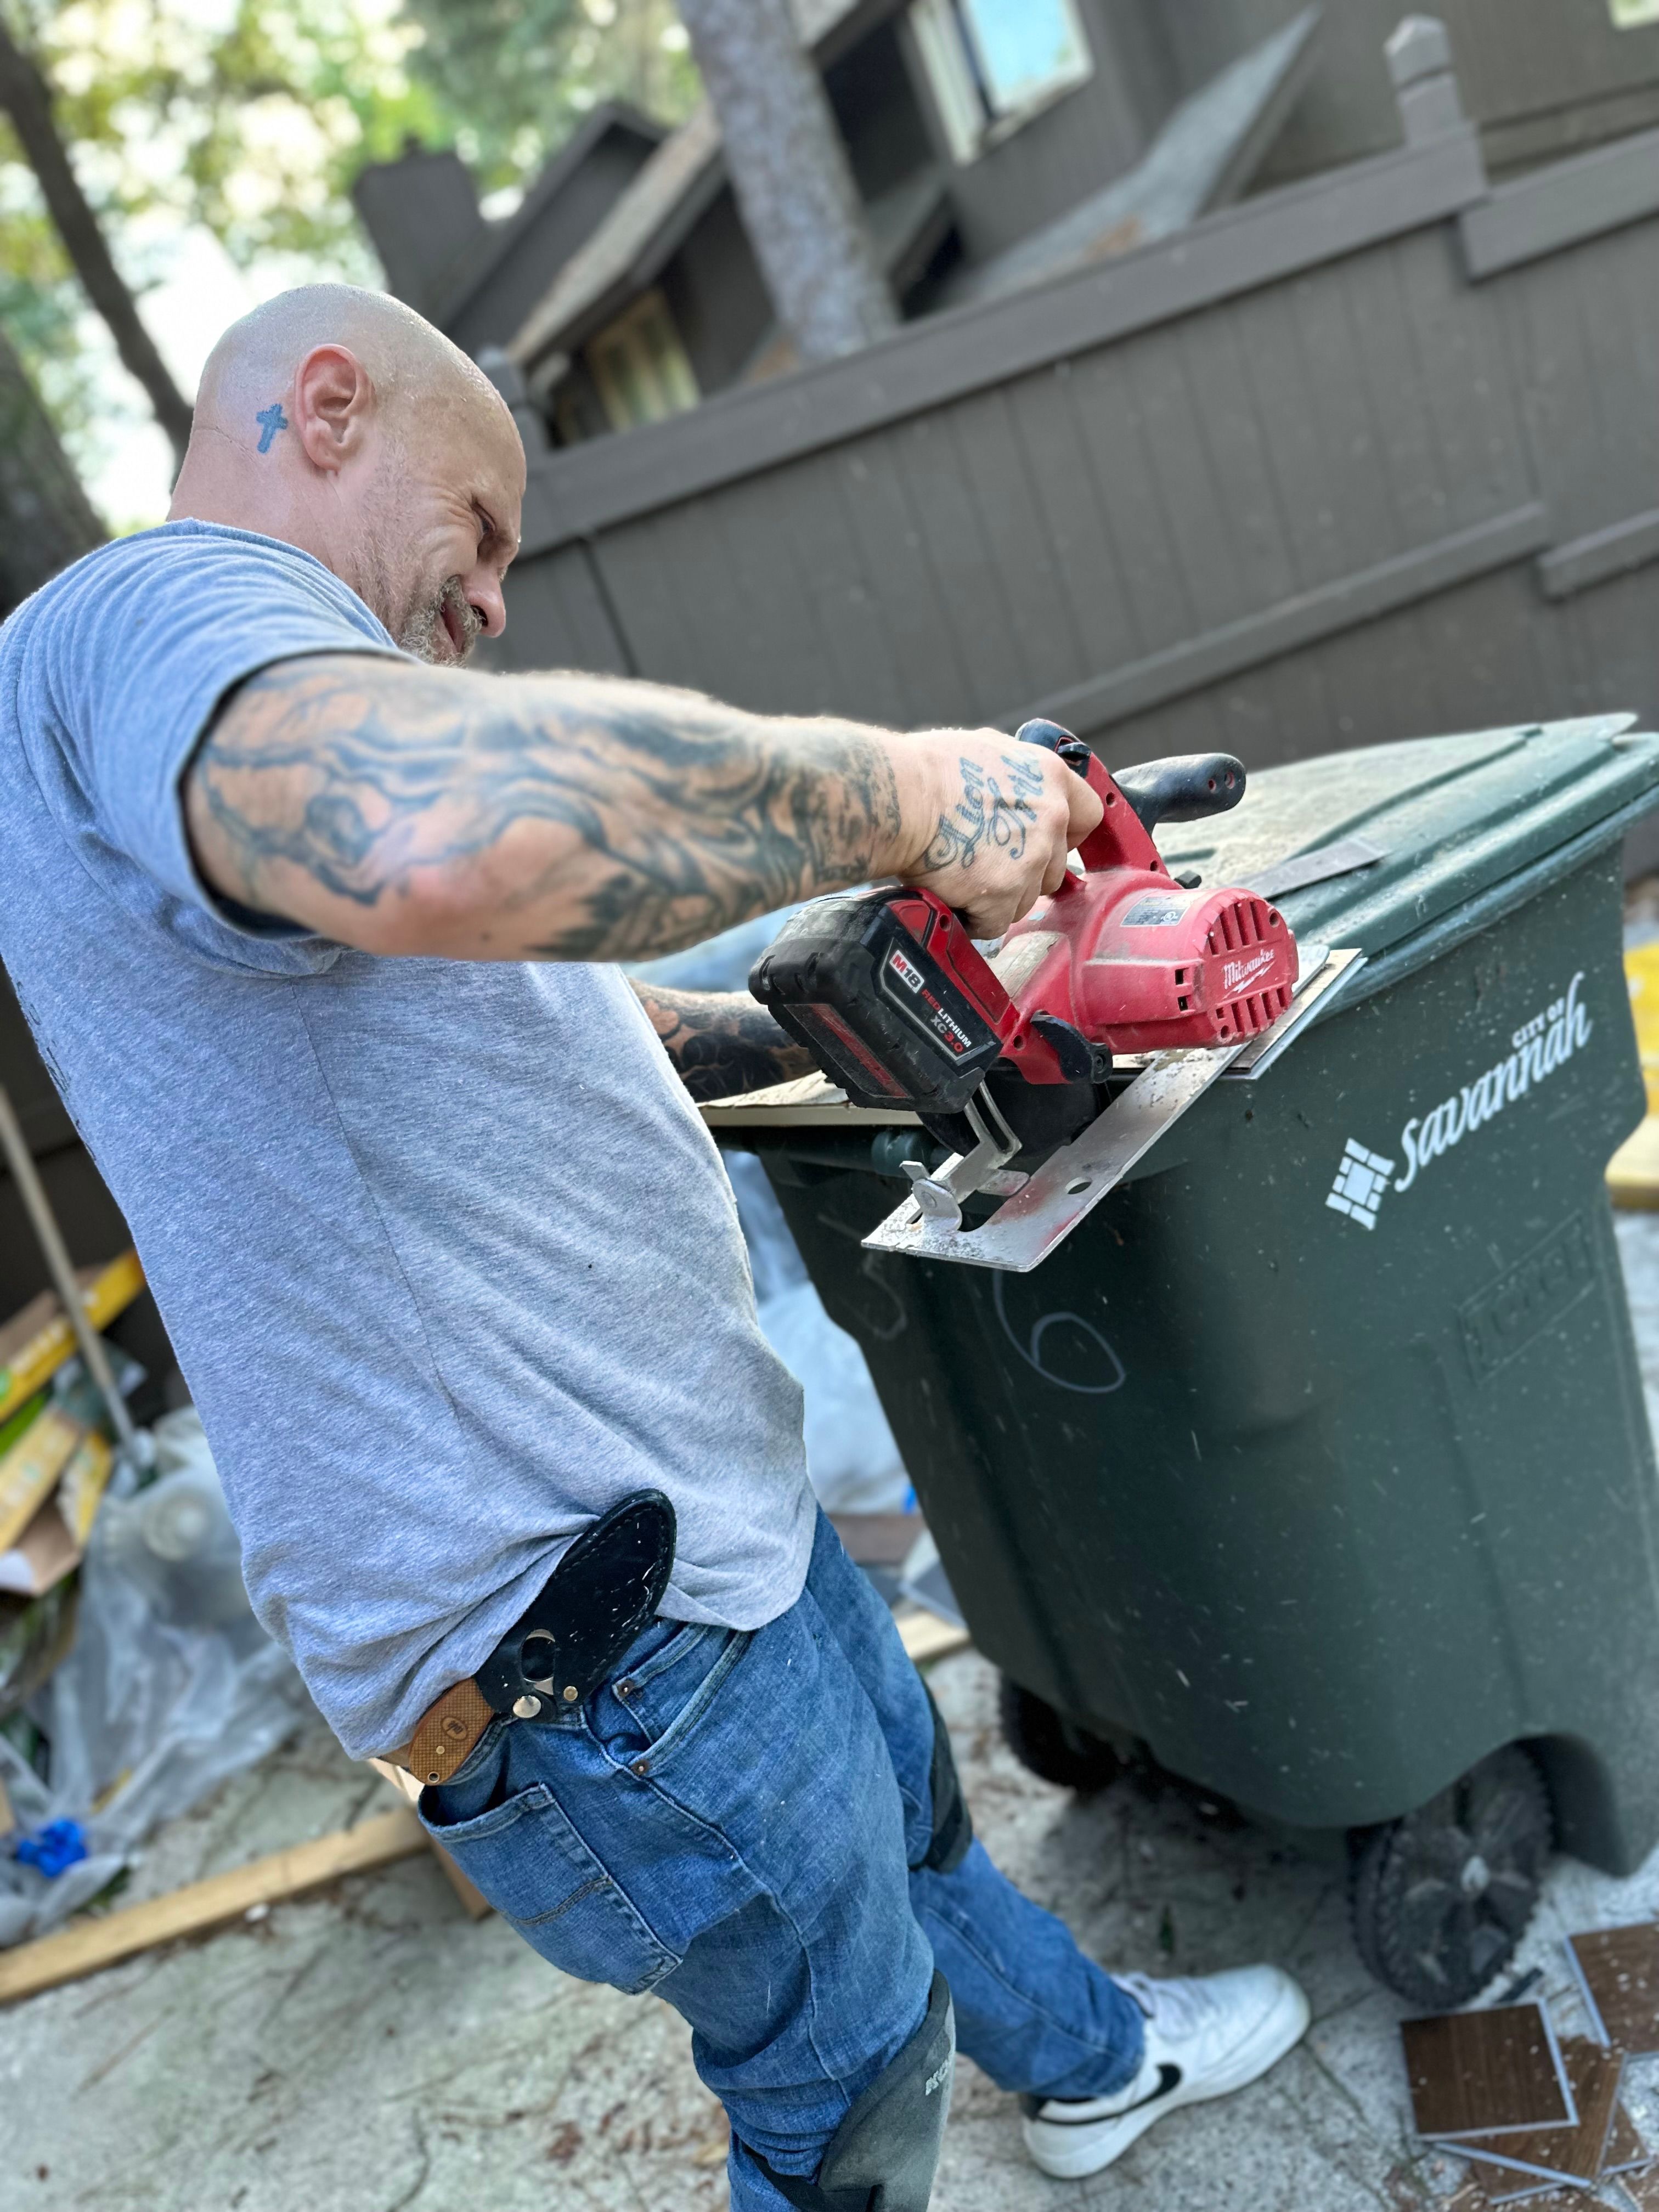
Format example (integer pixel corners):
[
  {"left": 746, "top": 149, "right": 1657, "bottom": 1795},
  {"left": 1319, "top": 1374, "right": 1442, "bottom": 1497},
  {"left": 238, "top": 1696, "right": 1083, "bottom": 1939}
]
[
  {"left": 923, "top": 753, "right": 1045, "bottom": 871},
  {"left": 190, "top": 659, "right": 904, "bottom": 963},
  {"left": 630, "top": 984, "right": 814, "bottom": 1102}
]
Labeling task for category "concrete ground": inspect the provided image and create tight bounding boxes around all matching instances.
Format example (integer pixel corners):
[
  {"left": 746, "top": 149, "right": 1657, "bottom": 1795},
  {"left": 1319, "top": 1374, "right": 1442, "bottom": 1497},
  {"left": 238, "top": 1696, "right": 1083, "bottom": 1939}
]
[{"left": 8, "top": 1218, "right": 1659, "bottom": 2211}]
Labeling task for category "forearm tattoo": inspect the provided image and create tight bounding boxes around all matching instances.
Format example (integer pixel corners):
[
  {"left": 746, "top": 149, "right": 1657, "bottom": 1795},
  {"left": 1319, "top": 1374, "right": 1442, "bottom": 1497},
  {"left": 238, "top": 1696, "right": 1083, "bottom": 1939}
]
[
  {"left": 190, "top": 659, "right": 904, "bottom": 963},
  {"left": 630, "top": 983, "right": 814, "bottom": 1102},
  {"left": 924, "top": 752, "right": 1045, "bottom": 872}
]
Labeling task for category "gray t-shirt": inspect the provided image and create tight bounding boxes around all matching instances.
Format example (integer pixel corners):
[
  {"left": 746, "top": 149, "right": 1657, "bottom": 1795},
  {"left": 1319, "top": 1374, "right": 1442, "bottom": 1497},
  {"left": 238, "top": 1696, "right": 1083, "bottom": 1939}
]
[{"left": 0, "top": 522, "right": 814, "bottom": 1757}]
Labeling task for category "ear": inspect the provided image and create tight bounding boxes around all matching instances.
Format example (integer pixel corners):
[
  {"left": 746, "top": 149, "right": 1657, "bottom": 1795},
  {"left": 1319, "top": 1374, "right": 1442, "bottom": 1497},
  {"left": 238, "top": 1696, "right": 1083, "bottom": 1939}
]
[{"left": 290, "top": 346, "right": 375, "bottom": 473}]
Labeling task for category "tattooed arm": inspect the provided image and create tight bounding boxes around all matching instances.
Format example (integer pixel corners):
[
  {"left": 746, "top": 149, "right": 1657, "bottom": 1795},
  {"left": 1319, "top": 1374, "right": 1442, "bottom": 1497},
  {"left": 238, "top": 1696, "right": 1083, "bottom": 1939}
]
[
  {"left": 630, "top": 983, "right": 814, "bottom": 1102},
  {"left": 183, "top": 656, "right": 1101, "bottom": 962}
]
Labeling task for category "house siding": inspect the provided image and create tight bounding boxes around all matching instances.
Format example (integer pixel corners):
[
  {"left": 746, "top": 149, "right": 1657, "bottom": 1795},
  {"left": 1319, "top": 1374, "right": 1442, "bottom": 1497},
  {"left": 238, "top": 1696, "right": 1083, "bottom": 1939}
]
[
  {"left": 896, "top": 0, "right": 1158, "bottom": 263},
  {"left": 448, "top": 135, "right": 662, "bottom": 357},
  {"left": 484, "top": 108, "right": 1659, "bottom": 874}
]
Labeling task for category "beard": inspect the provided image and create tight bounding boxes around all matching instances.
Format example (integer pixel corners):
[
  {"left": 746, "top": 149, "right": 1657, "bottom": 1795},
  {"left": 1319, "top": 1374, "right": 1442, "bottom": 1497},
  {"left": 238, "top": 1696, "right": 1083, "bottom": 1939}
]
[{"left": 397, "top": 574, "right": 483, "bottom": 665}]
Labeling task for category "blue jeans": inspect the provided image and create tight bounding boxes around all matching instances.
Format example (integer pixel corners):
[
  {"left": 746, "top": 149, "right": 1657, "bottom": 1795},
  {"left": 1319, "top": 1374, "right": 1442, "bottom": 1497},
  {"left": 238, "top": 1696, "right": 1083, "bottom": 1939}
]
[{"left": 418, "top": 1510, "right": 1144, "bottom": 2210}]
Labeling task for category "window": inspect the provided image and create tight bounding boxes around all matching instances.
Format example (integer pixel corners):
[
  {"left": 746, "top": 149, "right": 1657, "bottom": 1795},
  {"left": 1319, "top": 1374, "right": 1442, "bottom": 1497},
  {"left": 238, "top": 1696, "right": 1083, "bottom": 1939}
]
[
  {"left": 1611, "top": 0, "right": 1659, "bottom": 22},
  {"left": 910, "top": 0, "right": 1093, "bottom": 163},
  {"left": 585, "top": 290, "right": 699, "bottom": 434}
]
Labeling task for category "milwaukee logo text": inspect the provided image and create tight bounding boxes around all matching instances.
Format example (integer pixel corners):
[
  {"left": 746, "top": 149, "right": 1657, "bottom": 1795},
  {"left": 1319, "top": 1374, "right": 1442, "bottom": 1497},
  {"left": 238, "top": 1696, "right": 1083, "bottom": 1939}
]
[{"left": 1223, "top": 947, "right": 1278, "bottom": 994}]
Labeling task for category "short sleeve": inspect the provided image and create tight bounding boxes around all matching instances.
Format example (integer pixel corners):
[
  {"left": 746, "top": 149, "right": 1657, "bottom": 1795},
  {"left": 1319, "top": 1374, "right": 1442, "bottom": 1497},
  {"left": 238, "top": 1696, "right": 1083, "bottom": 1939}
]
[{"left": 23, "top": 522, "right": 407, "bottom": 972}]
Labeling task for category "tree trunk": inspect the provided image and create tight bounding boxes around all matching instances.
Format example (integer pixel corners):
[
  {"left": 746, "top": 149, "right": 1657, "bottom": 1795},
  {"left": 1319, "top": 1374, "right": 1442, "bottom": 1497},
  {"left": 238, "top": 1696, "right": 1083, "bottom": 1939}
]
[
  {"left": 0, "top": 16, "right": 195, "bottom": 466},
  {"left": 675, "top": 0, "right": 896, "bottom": 361},
  {"left": 0, "top": 321, "right": 104, "bottom": 618}
]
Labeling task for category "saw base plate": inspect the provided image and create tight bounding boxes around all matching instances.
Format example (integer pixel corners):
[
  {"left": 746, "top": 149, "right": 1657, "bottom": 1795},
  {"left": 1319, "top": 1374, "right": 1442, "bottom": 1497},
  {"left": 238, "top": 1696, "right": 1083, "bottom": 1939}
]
[{"left": 860, "top": 947, "right": 1363, "bottom": 1273}]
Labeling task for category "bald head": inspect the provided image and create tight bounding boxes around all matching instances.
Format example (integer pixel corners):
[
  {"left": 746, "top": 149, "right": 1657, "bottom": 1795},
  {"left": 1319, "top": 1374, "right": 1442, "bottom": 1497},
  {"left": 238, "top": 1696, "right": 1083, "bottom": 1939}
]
[
  {"left": 172, "top": 284, "right": 526, "bottom": 664},
  {"left": 195, "top": 285, "right": 505, "bottom": 439}
]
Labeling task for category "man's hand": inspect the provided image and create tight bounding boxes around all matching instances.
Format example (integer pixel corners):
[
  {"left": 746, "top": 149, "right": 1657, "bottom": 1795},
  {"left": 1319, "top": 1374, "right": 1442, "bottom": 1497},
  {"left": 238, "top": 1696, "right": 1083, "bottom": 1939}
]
[
  {"left": 631, "top": 981, "right": 814, "bottom": 1102},
  {"left": 878, "top": 732, "right": 1102, "bottom": 939}
]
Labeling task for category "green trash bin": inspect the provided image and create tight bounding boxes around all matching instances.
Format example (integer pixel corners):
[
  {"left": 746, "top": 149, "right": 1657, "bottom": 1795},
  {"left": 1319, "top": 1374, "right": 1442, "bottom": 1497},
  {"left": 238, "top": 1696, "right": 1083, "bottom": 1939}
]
[{"left": 732, "top": 715, "right": 1659, "bottom": 2007}]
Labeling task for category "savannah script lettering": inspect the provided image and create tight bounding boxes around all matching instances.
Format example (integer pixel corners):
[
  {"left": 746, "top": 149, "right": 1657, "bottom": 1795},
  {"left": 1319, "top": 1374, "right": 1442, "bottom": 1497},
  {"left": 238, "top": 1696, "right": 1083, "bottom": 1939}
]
[{"left": 1395, "top": 972, "right": 1592, "bottom": 1193}]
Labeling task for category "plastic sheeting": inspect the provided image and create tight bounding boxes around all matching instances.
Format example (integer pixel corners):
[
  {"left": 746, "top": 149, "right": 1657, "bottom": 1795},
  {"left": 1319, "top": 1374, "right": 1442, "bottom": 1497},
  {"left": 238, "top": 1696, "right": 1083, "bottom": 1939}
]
[
  {"left": 633, "top": 915, "right": 913, "bottom": 1516},
  {"left": 0, "top": 1412, "right": 309, "bottom": 1948}
]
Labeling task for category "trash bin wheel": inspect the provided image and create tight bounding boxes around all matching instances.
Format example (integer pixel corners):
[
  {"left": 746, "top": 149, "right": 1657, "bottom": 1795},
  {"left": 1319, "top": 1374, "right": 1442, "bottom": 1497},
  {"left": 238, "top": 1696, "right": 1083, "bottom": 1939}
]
[
  {"left": 997, "top": 1675, "right": 1125, "bottom": 1793},
  {"left": 1348, "top": 1745, "right": 1553, "bottom": 2008}
]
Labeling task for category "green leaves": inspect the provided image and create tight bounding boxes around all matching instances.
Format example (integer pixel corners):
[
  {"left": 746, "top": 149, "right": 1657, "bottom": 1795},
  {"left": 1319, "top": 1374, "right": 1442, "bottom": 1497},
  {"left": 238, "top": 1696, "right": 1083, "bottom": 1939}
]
[
  {"left": 0, "top": 0, "right": 699, "bottom": 486},
  {"left": 400, "top": 0, "right": 698, "bottom": 195}
]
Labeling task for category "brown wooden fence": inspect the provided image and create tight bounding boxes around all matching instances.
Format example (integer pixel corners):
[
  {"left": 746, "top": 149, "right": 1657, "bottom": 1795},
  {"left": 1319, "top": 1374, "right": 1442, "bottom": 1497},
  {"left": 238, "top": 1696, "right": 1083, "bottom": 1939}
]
[{"left": 489, "top": 31, "right": 1659, "bottom": 865}]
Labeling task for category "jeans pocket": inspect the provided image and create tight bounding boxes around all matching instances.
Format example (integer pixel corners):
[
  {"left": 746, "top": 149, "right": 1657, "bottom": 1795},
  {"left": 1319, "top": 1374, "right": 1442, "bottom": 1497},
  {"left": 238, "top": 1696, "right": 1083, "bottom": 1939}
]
[
  {"left": 600, "top": 1623, "right": 752, "bottom": 1778},
  {"left": 419, "top": 1778, "right": 679, "bottom": 1994}
]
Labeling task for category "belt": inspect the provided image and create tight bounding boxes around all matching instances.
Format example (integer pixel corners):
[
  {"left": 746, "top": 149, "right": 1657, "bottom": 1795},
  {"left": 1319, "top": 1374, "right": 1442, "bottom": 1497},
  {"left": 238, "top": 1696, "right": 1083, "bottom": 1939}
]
[{"left": 384, "top": 1492, "right": 677, "bottom": 1786}]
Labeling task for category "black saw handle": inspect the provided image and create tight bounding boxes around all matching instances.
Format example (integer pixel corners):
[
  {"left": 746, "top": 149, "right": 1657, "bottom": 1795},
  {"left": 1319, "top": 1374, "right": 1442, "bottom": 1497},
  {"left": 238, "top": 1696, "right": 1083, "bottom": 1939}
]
[{"left": 1015, "top": 720, "right": 1246, "bottom": 837}]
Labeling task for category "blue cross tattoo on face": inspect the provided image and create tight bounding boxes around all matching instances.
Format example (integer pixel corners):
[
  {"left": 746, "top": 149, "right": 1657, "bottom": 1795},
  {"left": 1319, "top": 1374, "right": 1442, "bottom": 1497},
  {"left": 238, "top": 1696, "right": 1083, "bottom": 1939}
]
[{"left": 255, "top": 403, "right": 289, "bottom": 455}]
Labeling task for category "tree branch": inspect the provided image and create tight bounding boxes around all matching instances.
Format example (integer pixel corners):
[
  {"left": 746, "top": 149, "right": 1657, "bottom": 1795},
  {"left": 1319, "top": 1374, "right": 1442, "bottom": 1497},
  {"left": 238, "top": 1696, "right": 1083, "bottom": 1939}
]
[
  {"left": 0, "top": 318, "right": 104, "bottom": 615},
  {"left": 0, "top": 14, "right": 195, "bottom": 465}
]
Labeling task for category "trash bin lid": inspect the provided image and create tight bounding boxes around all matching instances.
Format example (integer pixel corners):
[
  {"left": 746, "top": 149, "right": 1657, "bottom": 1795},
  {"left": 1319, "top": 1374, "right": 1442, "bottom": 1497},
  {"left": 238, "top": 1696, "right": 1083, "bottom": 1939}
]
[{"left": 1153, "top": 716, "right": 1659, "bottom": 1003}]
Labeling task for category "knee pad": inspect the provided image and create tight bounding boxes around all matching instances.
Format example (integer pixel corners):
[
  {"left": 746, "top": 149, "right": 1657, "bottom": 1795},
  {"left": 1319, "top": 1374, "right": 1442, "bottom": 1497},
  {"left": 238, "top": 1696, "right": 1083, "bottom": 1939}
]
[
  {"left": 918, "top": 1683, "right": 972, "bottom": 1875},
  {"left": 751, "top": 1970, "right": 955, "bottom": 2211}
]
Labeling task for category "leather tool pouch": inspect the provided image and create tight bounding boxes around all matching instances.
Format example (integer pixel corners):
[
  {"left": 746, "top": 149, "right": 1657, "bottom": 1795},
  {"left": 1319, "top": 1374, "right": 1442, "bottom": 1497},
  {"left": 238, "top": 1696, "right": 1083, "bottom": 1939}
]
[{"left": 475, "top": 1491, "right": 678, "bottom": 1720}]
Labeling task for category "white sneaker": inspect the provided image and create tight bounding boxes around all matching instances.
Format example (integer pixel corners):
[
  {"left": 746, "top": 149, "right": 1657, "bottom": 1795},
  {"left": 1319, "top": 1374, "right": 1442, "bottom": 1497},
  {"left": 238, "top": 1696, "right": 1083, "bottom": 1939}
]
[{"left": 1021, "top": 1965, "right": 1311, "bottom": 2180}]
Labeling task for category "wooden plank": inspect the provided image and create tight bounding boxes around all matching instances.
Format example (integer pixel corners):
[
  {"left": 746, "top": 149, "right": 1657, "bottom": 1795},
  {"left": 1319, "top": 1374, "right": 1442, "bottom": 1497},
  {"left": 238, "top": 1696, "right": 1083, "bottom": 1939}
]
[
  {"left": 427, "top": 1842, "right": 494, "bottom": 1921},
  {"left": 833, "top": 423, "right": 969, "bottom": 730},
  {"left": 587, "top": 506, "right": 713, "bottom": 693},
  {"left": 488, "top": 542, "right": 632, "bottom": 678},
  {"left": 0, "top": 1251, "right": 146, "bottom": 1426},
  {"left": 1019, "top": 504, "right": 1551, "bottom": 737},
  {"left": 898, "top": 1610, "right": 970, "bottom": 1664},
  {"left": 1127, "top": 328, "right": 1240, "bottom": 638},
  {"left": 783, "top": 449, "right": 911, "bottom": 729},
  {"left": 1351, "top": 245, "right": 1447, "bottom": 548},
  {"left": 713, "top": 465, "right": 848, "bottom": 718},
  {"left": 1567, "top": 223, "right": 1658, "bottom": 540},
  {"left": 1461, "top": 126, "right": 1659, "bottom": 279},
  {"left": 1285, "top": 257, "right": 1401, "bottom": 577},
  {"left": 1004, "top": 364, "right": 1142, "bottom": 687},
  {"left": 1231, "top": 263, "right": 1336, "bottom": 599},
  {"left": 520, "top": 132, "right": 1491, "bottom": 554},
  {"left": 889, "top": 409, "right": 1027, "bottom": 724},
  {"left": 949, "top": 382, "right": 1085, "bottom": 707},
  {"left": 1063, "top": 343, "right": 1191, "bottom": 663},
  {"left": 702, "top": 1072, "right": 916, "bottom": 1129},
  {"left": 1540, "top": 506, "right": 1659, "bottom": 600},
  {"left": 1392, "top": 222, "right": 1531, "bottom": 533},
  {"left": 1501, "top": 242, "right": 1606, "bottom": 546},
  {"left": 0, "top": 1809, "right": 426, "bottom": 2006},
  {"left": 1179, "top": 304, "right": 1298, "bottom": 612}
]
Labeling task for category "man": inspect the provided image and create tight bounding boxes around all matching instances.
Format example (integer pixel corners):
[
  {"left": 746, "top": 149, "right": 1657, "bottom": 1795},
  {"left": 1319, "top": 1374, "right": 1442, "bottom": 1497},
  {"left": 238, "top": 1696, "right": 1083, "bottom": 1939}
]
[{"left": 0, "top": 287, "right": 1308, "bottom": 2207}]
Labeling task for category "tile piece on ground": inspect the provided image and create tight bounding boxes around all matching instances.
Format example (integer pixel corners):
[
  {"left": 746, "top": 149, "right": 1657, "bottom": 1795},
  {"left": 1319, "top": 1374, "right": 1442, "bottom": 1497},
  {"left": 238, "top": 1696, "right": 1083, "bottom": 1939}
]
[
  {"left": 1457, "top": 2038, "right": 1623, "bottom": 2191},
  {"left": 1568, "top": 1928, "right": 1659, "bottom": 2053},
  {"left": 1404, "top": 2004, "right": 1577, "bottom": 2140},
  {"left": 1606, "top": 2106, "right": 1654, "bottom": 2176}
]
